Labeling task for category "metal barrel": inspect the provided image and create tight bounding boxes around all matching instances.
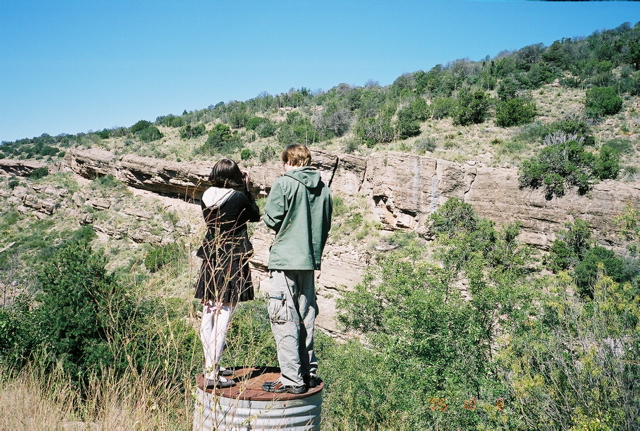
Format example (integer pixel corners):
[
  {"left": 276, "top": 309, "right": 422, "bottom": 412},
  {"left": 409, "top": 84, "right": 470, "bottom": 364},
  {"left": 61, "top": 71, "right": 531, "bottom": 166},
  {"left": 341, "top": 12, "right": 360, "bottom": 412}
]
[{"left": 193, "top": 367, "right": 323, "bottom": 431}]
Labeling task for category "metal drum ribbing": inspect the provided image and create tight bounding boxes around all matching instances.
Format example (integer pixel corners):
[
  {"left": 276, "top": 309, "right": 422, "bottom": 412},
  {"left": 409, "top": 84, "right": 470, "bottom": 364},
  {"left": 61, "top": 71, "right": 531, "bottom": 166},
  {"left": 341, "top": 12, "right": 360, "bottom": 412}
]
[{"left": 193, "top": 367, "right": 323, "bottom": 431}]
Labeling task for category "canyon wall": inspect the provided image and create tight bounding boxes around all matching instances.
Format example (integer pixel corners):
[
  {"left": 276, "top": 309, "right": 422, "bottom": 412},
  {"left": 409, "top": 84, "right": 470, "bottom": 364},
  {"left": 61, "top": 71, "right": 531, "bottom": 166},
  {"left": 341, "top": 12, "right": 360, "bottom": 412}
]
[{"left": 2, "top": 149, "right": 638, "bottom": 333}]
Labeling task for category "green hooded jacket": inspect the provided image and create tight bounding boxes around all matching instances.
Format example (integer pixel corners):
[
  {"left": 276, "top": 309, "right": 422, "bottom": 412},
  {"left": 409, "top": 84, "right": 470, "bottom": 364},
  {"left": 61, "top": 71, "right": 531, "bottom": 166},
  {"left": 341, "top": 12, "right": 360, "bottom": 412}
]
[{"left": 263, "top": 167, "right": 333, "bottom": 270}]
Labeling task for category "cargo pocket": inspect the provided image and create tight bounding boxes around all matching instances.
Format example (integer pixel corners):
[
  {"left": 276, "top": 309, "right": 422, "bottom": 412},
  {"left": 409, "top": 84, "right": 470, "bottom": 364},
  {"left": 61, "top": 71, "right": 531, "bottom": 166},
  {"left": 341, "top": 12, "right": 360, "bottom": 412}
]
[{"left": 268, "top": 290, "right": 291, "bottom": 324}]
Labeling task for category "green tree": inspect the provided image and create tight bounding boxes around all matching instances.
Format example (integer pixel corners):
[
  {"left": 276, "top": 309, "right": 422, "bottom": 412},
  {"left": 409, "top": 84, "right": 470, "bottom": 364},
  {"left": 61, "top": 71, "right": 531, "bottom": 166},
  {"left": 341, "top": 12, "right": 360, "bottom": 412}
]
[
  {"left": 354, "top": 116, "right": 394, "bottom": 147},
  {"left": 179, "top": 123, "right": 206, "bottom": 139},
  {"left": 429, "top": 97, "right": 456, "bottom": 119},
  {"left": 596, "top": 142, "right": 621, "bottom": 179},
  {"left": 519, "top": 140, "right": 601, "bottom": 199},
  {"left": 130, "top": 120, "right": 152, "bottom": 134},
  {"left": 453, "top": 88, "right": 490, "bottom": 126},
  {"left": 495, "top": 97, "right": 537, "bottom": 127},
  {"left": 202, "top": 123, "right": 240, "bottom": 153},
  {"left": 585, "top": 86, "right": 623, "bottom": 117},
  {"left": 35, "top": 237, "right": 119, "bottom": 381},
  {"left": 316, "top": 106, "right": 352, "bottom": 139},
  {"left": 277, "top": 112, "right": 318, "bottom": 145},
  {"left": 396, "top": 106, "right": 421, "bottom": 139},
  {"left": 496, "top": 78, "right": 519, "bottom": 101},
  {"left": 574, "top": 246, "right": 624, "bottom": 298}
]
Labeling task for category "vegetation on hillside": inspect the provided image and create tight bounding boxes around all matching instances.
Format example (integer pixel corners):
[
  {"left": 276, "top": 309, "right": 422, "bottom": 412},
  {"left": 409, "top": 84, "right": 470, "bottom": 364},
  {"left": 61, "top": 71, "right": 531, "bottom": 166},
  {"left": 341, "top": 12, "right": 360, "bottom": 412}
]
[{"left": 1, "top": 197, "right": 638, "bottom": 429}]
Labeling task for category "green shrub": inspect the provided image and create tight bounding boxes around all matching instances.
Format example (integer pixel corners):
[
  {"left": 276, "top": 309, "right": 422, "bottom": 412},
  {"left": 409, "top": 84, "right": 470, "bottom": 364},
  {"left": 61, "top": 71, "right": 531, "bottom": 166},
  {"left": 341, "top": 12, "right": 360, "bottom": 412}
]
[
  {"left": 596, "top": 143, "right": 621, "bottom": 180},
  {"left": 503, "top": 274, "right": 640, "bottom": 430},
  {"left": 259, "top": 145, "right": 278, "bottom": 163},
  {"left": 415, "top": 137, "right": 437, "bottom": 153},
  {"left": 429, "top": 97, "right": 456, "bottom": 119},
  {"left": 560, "top": 76, "right": 583, "bottom": 88},
  {"left": 497, "top": 78, "right": 519, "bottom": 100},
  {"left": 277, "top": 113, "right": 318, "bottom": 145},
  {"left": 34, "top": 238, "right": 121, "bottom": 382},
  {"left": 257, "top": 121, "right": 277, "bottom": 138},
  {"left": 130, "top": 120, "right": 152, "bottom": 134},
  {"left": 136, "top": 126, "right": 163, "bottom": 142},
  {"left": 92, "top": 174, "right": 126, "bottom": 191},
  {"left": 585, "top": 86, "right": 623, "bottom": 117},
  {"left": 0, "top": 230, "right": 200, "bottom": 392},
  {"left": 518, "top": 137, "right": 618, "bottom": 199},
  {"left": 548, "top": 220, "right": 593, "bottom": 272},
  {"left": 453, "top": 88, "right": 490, "bottom": 126},
  {"left": 495, "top": 97, "right": 537, "bottom": 127},
  {"left": 429, "top": 197, "right": 478, "bottom": 238},
  {"left": 396, "top": 107, "right": 421, "bottom": 139},
  {"left": 202, "top": 123, "right": 241, "bottom": 154},
  {"left": 518, "top": 117, "right": 595, "bottom": 147},
  {"left": 341, "top": 139, "right": 360, "bottom": 154},
  {"left": 240, "top": 148, "right": 252, "bottom": 160},
  {"left": 29, "top": 167, "right": 49, "bottom": 180},
  {"left": 144, "top": 242, "right": 185, "bottom": 273},
  {"left": 156, "top": 114, "right": 184, "bottom": 128},
  {"left": 354, "top": 116, "right": 394, "bottom": 147},
  {"left": 179, "top": 123, "right": 206, "bottom": 139},
  {"left": 246, "top": 116, "right": 269, "bottom": 131},
  {"left": 0, "top": 294, "right": 42, "bottom": 370},
  {"left": 96, "top": 129, "right": 110, "bottom": 139},
  {"left": 573, "top": 246, "right": 624, "bottom": 298},
  {"left": 8, "top": 177, "right": 20, "bottom": 189},
  {"left": 335, "top": 200, "right": 533, "bottom": 429}
]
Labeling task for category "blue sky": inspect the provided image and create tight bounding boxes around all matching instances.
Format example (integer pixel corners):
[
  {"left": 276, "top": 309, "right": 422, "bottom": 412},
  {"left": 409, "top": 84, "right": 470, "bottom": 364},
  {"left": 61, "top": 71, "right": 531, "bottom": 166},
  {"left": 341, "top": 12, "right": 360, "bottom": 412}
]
[{"left": 1, "top": 0, "right": 639, "bottom": 143}]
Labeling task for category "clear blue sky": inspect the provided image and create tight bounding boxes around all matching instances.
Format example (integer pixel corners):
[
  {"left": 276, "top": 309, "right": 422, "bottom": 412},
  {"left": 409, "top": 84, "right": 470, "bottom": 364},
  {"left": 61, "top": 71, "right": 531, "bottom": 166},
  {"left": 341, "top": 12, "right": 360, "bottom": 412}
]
[{"left": 1, "top": 0, "right": 638, "bottom": 143}]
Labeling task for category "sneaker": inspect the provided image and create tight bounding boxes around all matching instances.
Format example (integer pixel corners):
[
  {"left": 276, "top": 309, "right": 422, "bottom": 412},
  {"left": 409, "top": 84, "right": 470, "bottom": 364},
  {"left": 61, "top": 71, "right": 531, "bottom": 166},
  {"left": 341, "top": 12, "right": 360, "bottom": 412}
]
[
  {"left": 205, "top": 377, "right": 236, "bottom": 389},
  {"left": 262, "top": 380, "right": 307, "bottom": 394},
  {"left": 219, "top": 366, "right": 233, "bottom": 377},
  {"left": 304, "top": 374, "right": 322, "bottom": 388}
]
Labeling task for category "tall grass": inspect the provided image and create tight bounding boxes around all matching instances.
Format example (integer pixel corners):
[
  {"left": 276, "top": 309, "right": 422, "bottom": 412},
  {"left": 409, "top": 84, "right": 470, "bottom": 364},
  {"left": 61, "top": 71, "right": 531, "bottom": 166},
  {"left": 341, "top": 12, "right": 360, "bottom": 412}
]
[{"left": 0, "top": 363, "right": 195, "bottom": 430}]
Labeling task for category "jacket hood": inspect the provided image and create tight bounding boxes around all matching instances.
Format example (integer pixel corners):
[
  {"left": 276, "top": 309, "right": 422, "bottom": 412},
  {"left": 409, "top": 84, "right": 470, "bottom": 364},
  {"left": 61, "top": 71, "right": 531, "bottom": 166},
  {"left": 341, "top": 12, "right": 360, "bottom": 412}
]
[
  {"left": 284, "top": 166, "right": 322, "bottom": 189},
  {"left": 202, "top": 187, "right": 234, "bottom": 208}
]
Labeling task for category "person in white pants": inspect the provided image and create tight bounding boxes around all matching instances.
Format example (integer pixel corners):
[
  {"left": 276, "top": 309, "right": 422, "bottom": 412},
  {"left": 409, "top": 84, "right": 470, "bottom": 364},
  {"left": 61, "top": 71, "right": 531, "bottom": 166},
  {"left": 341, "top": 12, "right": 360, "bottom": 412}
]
[{"left": 194, "top": 158, "right": 260, "bottom": 389}]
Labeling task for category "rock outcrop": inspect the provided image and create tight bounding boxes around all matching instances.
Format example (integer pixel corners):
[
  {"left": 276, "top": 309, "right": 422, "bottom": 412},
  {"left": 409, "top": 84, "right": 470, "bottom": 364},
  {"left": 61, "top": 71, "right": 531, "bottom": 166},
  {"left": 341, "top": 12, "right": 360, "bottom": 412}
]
[
  {"left": 4, "top": 148, "right": 639, "bottom": 252},
  {"left": 0, "top": 159, "right": 48, "bottom": 176}
]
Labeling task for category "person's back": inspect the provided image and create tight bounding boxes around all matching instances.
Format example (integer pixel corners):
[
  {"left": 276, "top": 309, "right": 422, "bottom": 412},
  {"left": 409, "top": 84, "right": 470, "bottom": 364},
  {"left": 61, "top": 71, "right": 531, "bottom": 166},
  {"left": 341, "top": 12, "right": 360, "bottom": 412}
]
[
  {"left": 262, "top": 144, "right": 333, "bottom": 394},
  {"left": 263, "top": 165, "right": 332, "bottom": 270}
]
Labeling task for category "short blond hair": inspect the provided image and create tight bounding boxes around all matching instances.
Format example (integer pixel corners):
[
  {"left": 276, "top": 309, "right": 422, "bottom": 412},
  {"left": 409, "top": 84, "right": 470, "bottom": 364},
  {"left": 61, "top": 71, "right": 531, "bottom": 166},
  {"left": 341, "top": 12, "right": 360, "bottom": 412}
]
[{"left": 281, "top": 144, "right": 312, "bottom": 167}]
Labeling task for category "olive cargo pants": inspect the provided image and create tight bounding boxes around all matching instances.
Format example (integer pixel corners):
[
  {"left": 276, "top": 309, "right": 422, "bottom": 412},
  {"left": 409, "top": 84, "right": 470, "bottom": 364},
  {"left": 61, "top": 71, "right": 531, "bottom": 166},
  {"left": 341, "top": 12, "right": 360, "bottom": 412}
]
[{"left": 267, "top": 270, "right": 318, "bottom": 387}]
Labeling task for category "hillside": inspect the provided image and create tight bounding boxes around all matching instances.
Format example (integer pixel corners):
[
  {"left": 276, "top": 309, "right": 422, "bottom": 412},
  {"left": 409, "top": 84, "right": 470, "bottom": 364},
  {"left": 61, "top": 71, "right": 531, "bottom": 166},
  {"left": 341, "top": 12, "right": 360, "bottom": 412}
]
[{"left": 1, "top": 21, "right": 640, "bottom": 431}]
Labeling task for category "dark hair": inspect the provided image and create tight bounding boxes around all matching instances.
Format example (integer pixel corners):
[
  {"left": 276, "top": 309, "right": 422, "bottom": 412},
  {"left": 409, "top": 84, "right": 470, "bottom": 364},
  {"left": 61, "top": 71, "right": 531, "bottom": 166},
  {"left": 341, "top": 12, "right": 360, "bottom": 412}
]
[{"left": 208, "top": 158, "right": 244, "bottom": 188}]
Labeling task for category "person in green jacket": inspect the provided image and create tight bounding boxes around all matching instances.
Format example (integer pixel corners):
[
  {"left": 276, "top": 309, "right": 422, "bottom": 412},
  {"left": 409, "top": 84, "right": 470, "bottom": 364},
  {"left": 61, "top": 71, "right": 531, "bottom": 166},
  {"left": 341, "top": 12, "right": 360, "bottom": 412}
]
[{"left": 262, "top": 144, "right": 333, "bottom": 394}]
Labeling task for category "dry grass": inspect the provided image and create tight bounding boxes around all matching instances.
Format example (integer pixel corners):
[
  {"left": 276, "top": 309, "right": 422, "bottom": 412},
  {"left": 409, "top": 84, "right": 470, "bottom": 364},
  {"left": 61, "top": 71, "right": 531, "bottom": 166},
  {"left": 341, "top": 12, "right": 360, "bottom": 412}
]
[{"left": 0, "top": 366, "right": 194, "bottom": 430}]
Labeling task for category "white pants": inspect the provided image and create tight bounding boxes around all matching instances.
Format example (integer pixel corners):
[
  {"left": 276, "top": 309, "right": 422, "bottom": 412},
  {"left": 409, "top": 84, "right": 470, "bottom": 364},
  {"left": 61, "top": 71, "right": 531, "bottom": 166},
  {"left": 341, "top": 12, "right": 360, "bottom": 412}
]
[{"left": 200, "top": 302, "right": 235, "bottom": 380}]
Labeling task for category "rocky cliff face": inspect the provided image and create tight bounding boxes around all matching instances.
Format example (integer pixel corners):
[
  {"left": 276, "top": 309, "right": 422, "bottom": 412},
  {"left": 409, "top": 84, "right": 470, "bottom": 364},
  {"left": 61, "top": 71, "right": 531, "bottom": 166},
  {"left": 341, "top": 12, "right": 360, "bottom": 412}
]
[
  {"left": 2, "top": 149, "right": 638, "bottom": 333},
  {"left": 44, "top": 148, "right": 639, "bottom": 253}
]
